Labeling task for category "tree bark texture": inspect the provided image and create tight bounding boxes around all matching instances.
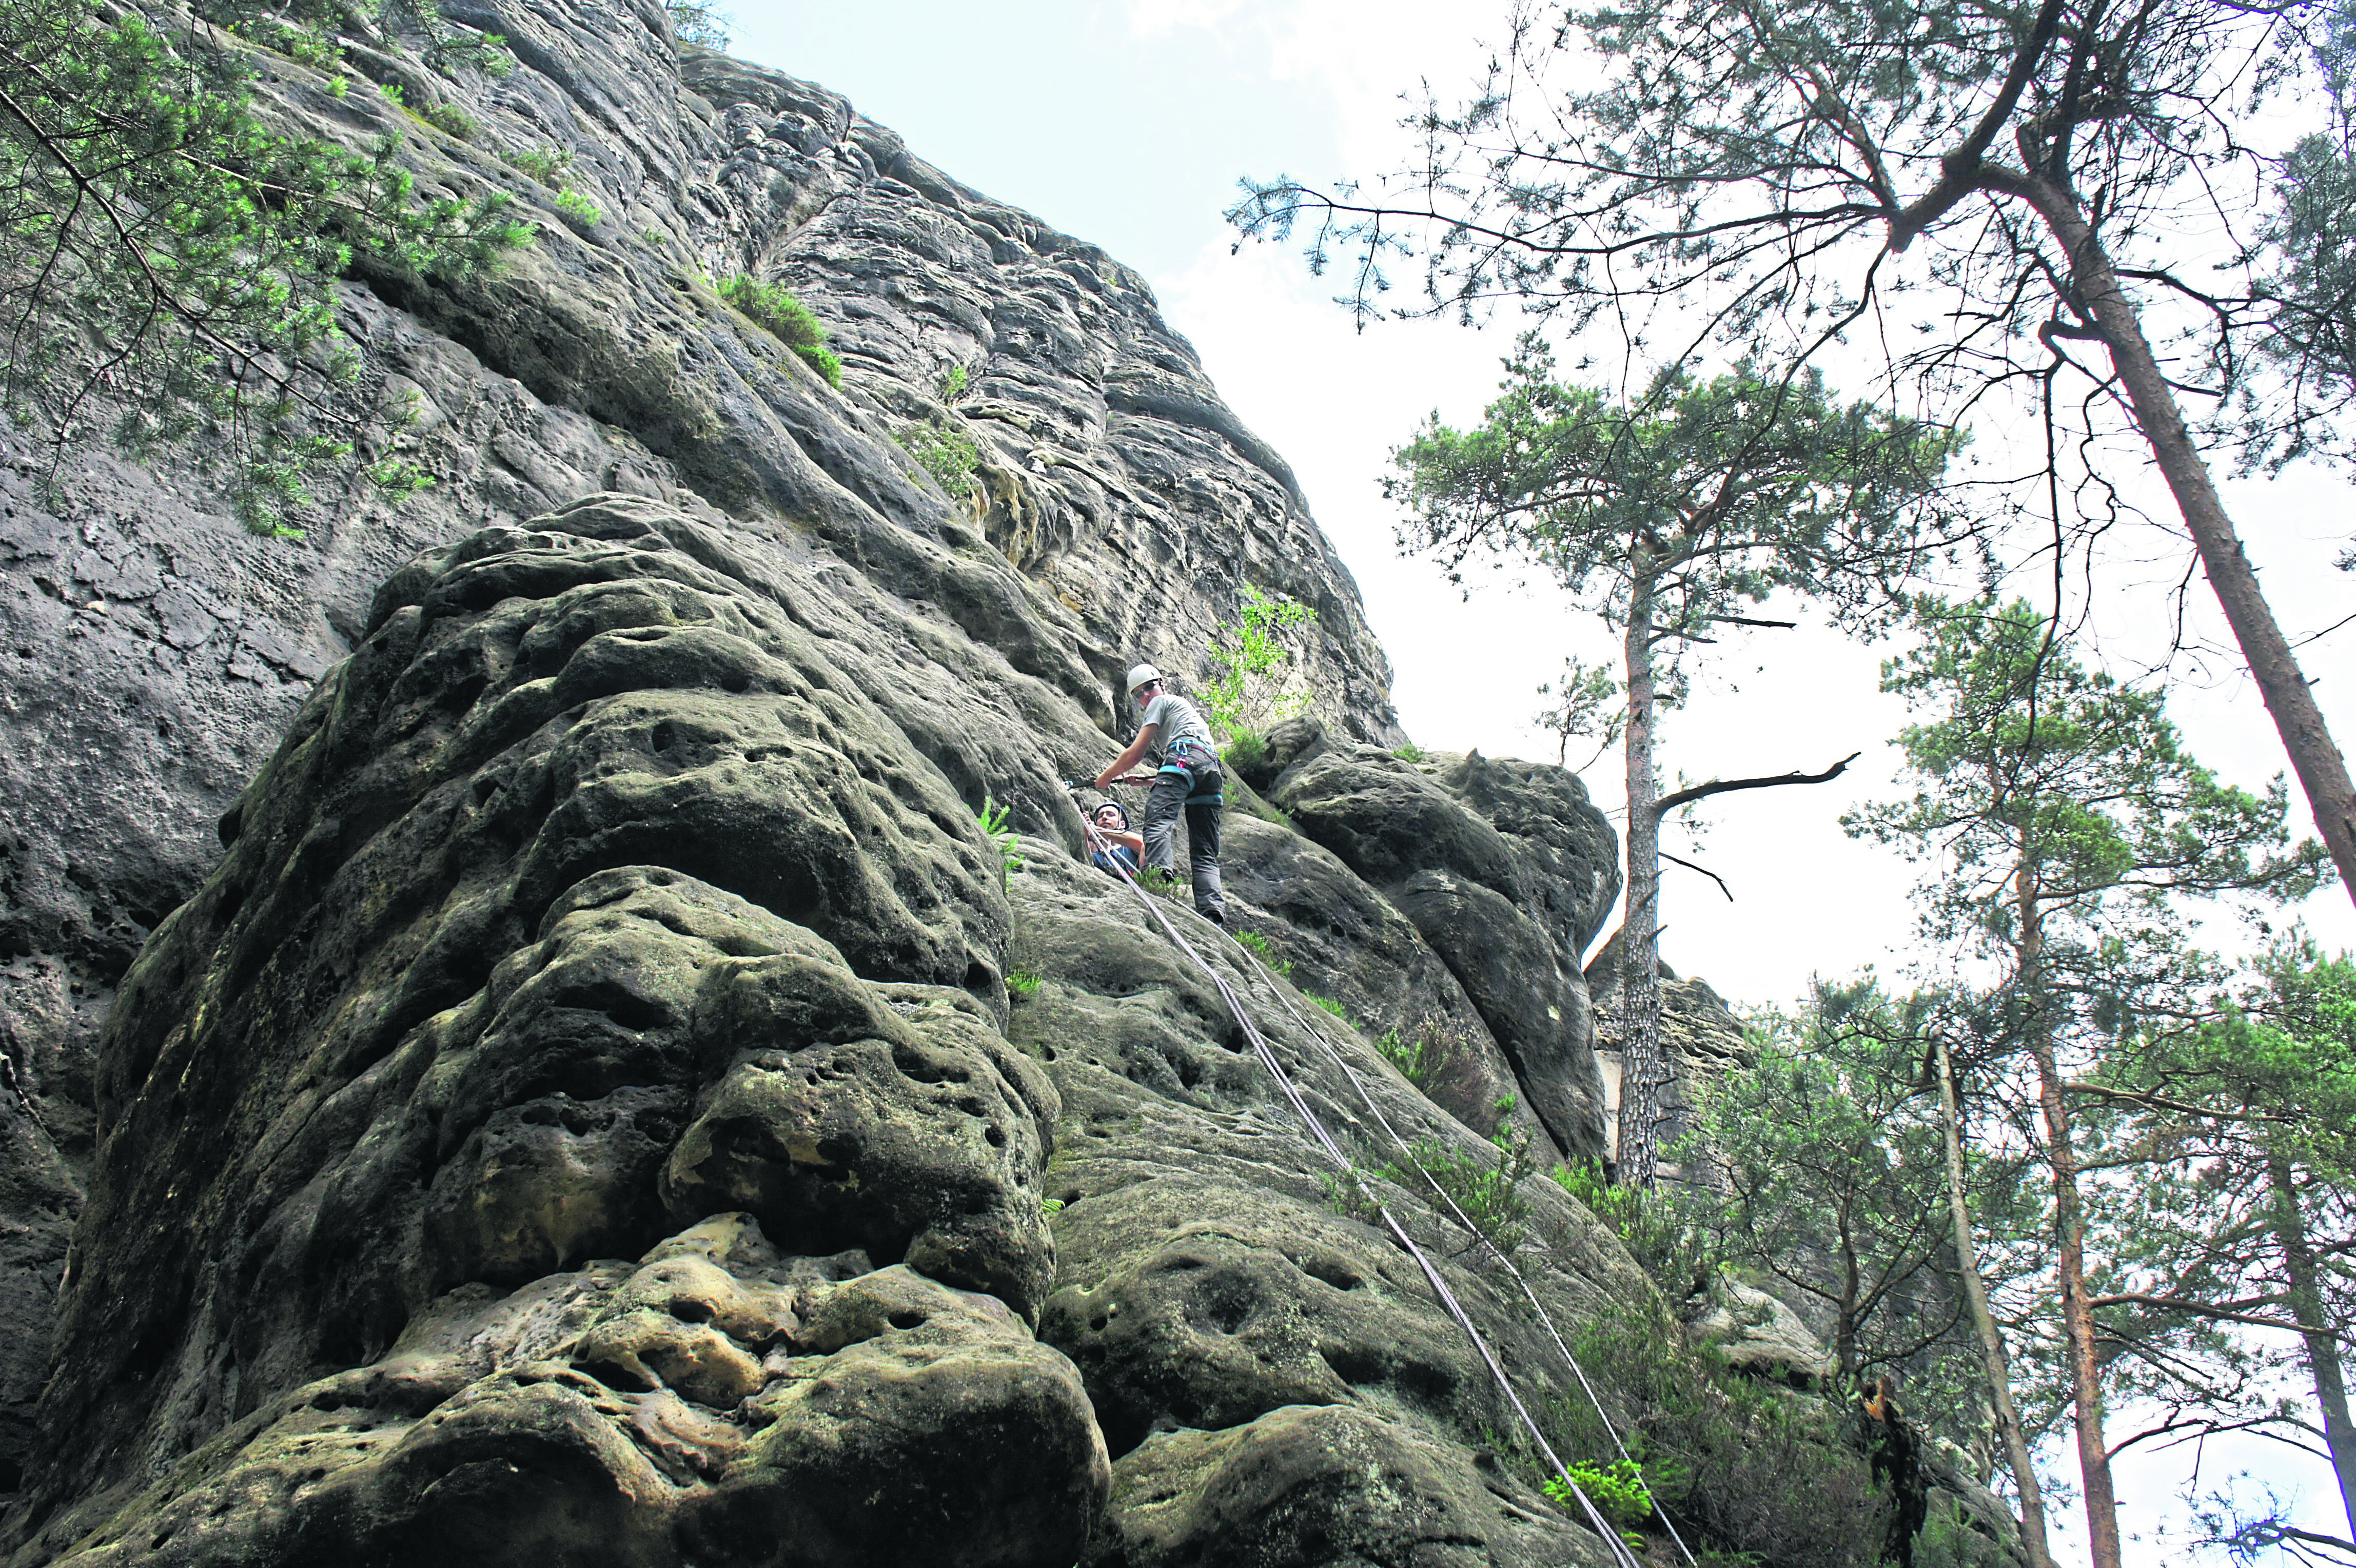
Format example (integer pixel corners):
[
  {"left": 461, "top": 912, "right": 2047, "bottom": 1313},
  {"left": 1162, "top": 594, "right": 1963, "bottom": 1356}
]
[
  {"left": 1934, "top": 1032, "right": 2057, "bottom": 1568},
  {"left": 1618, "top": 569, "right": 1666, "bottom": 1188},
  {"left": 2001, "top": 170, "right": 2356, "bottom": 908},
  {"left": 2270, "top": 1150, "right": 2356, "bottom": 1538},
  {"left": 2016, "top": 861, "right": 2125, "bottom": 1568}
]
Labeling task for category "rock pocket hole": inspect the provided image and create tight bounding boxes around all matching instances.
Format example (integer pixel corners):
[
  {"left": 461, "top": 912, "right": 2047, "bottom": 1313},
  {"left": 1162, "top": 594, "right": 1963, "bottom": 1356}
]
[
  {"left": 1205, "top": 1291, "right": 1250, "bottom": 1336},
  {"left": 1302, "top": 1257, "right": 1364, "bottom": 1291},
  {"left": 887, "top": 1309, "right": 926, "bottom": 1330},
  {"left": 583, "top": 1359, "right": 657, "bottom": 1394},
  {"left": 668, "top": 1298, "right": 713, "bottom": 1324},
  {"left": 983, "top": 1125, "right": 1006, "bottom": 1147},
  {"left": 1321, "top": 1347, "right": 1385, "bottom": 1386}
]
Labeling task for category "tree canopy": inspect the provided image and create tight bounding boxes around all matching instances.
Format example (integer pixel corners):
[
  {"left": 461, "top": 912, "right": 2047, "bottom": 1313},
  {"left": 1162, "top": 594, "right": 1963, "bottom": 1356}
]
[
  {"left": 1393, "top": 343, "right": 1961, "bottom": 1184},
  {"left": 1234, "top": 0, "right": 2356, "bottom": 912}
]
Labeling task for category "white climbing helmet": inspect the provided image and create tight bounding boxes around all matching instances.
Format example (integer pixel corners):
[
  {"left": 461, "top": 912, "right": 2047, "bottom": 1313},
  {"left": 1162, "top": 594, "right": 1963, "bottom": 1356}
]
[{"left": 1126, "top": 662, "right": 1162, "bottom": 694}]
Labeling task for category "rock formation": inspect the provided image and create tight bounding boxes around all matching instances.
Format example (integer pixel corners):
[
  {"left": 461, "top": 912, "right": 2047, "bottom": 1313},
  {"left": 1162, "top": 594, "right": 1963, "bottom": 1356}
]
[{"left": 0, "top": 3, "right": 2025, "bottom": 1564}]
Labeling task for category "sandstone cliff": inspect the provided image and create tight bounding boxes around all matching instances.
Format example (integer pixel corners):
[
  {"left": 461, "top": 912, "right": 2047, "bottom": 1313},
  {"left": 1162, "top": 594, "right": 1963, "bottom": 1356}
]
[{"left": 0, "top": 4, "right": 2014, "bottom": 1565}]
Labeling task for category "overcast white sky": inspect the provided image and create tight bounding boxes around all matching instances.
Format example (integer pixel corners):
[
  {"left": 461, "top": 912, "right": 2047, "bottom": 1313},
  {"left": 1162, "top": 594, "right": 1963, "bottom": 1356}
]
[{"left": 733, "top": 4, "right": 2354, "bottom": 1559}]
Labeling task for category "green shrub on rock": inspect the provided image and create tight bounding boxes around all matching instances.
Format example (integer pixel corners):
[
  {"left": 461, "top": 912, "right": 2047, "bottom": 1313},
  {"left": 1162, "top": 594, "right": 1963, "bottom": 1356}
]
[
  {"left": 897, "top": 418, "right": 979, "bottom": 498},
  {"left": 1234, "top": 929, "right": 1290, "bottom": 977},
  {"left": 509, "top": 146, "right": 572, "bottom": 185},
  {"left": 1540, "top": 1304, "right": 1891, "bottom": 1568},
  {"left": 718, "top": 274, "right": 841, "bottom": 386},
  {"left": 421, "top": 100, "right": 476, "bottom": 140}
]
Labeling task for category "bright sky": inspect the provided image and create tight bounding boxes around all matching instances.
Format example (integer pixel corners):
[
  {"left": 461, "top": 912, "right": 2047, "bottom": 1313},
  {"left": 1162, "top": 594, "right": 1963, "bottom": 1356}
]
[{"left": 731, "top": 4, "right": 2353, "bottom": 1560}]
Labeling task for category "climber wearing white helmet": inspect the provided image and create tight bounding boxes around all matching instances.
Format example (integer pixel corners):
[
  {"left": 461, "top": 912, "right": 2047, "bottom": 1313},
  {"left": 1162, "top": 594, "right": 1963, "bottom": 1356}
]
[{"left": 1092, "top": 662, "right": 1226, "bottom": 924}]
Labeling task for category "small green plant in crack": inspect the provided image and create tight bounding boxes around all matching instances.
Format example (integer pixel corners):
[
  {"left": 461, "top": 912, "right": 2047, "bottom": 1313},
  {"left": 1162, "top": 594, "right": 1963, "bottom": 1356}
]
[
  {"left": 1221, "top": 729, "right": 1269, "bottom": 777},
  {"left": 421, "top": 101, "right": 476, "bottom": 140},
  {"left": 1377, "top": 1028, "right": 1448, "bottom": 1092},
  {"left": 1006, "top": 969, "right": 1043, "bottom": 1001},
  {"left": 1392, "top": 1127, "right": 1540, "bottom": 1260},
  {"left": 895, "top": 418, "right": 979, "bottom": 499},
  {"left": 1544, "top": 1458, "right": 1653, "bottom": 1530},
  {"left": 1392, "top": 741, "right": 1426, "bottom": 762},
  {"left": 975, "top": 795, "right": 1022, "bottom": 889},
  {"left": 509, "top": 146, "right": 573, "bottom": 186},
  {"left": 1234, "top": 929, "right": 1291, "bottom": 977},
  {"left": 1135, "top": 867, "right": 1191, "bottom": 906},
  {"left": 940, "top": 363, "right": 969, "bottom": 401},
  {"left": 1320, "top": 1126, "right": 1538, "bottom": 1260},
  {"left": 554, "top": 187, "right": 601, "bottom": 227},
  {"left": 717, "top": 274, "right": 841, "bottom": 386},
  {"left": 1305, "top": 994, "right": 1353, "bottom": 1026}
]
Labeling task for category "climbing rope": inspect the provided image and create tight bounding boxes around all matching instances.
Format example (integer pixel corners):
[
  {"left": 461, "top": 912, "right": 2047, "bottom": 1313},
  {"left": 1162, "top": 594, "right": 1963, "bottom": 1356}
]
[
  {"left": 1070, "top": 800, "right": 1654, "bottom": 1568},
  {"left": 1228, "top": 938, "right": 1703, "bottom": 1568},
  {"left": 1075, "top": 777, "right": 1693, "bottom": 1563}
]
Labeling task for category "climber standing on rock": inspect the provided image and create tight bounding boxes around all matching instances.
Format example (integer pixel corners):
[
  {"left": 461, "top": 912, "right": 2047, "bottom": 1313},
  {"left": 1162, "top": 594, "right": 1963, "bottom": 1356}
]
[{"left": 1093, "top": 663, "right": 1226, "bottom": 925}]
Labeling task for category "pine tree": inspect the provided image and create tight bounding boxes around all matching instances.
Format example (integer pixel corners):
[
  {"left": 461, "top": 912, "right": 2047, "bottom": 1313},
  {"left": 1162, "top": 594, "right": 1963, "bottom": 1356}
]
[{"left": 1390, "top": 341, "right": 1961, "bottom": 1184}]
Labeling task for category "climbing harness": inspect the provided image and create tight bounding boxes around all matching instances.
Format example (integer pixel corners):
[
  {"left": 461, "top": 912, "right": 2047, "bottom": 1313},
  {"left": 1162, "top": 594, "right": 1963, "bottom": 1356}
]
[{"left": 1070, "top": 796, "right": 1672, "bottom": 1568}]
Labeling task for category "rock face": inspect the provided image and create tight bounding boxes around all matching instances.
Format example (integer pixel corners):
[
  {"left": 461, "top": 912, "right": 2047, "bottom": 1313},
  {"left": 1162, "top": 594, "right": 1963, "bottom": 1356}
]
[
  {"left": 1252, "top": 720, "right": 1619, "bottom": 1163},
  {"left": 0, "top": 5, "right": 1929, "bottom": 1564},
  {"left": 0, "top": 0, "right": 1405, "bottom": 1508},
  {"left": 8, "top": 503, "right": 1638, "bottom": 1566}
]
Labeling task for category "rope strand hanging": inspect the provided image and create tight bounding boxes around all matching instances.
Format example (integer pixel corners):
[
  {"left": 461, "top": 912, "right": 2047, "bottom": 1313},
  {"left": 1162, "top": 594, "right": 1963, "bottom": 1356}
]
[{"left": 1070, "top": 801, "right": 1663, "bottom": 1568}]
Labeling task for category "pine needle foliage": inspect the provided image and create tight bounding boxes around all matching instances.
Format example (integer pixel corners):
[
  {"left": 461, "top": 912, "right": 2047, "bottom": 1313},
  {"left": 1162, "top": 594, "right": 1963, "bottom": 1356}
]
[{"left": 0, "top": 0, "right": 531, "bottom": 537}]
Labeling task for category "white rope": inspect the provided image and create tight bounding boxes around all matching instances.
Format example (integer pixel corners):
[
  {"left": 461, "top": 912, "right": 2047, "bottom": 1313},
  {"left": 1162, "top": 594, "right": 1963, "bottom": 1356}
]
[
  {"left": 1072, "top": 806, "right": 1650, "bottom": 1568},
  {"left": 1082, "top": 781, "right": 1688, "bottom": 1556},
  {"left": 1229, "top": 939, "right": 1702, "bottom": 1568}
]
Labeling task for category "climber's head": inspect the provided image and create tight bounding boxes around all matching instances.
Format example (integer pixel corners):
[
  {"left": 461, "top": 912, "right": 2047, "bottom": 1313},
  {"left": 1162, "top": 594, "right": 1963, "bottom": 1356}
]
[
  {"left": 1091, "top": 801, "right": 1129, "bottom": 831},
  {"left": 1126, "top": 663, "right": 1162, "bottom": 703}
]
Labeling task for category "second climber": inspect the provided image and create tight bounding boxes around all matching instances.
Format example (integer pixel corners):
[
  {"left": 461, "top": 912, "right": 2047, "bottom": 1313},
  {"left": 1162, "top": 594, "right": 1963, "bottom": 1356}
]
[{"left": 1093, "top": 662, "right": 1226, "bottom": 925}]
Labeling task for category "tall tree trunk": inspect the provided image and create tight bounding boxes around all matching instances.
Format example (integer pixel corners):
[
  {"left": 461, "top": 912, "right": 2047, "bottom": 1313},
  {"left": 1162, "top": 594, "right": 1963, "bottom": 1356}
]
[
  {"left": 1835, "top": 1194, "right": 1861, "bottom": 1384},
  {"left": 1998, "top": 169, "right": 2356, "bottom": 906},
  {"left": 2270, "top": 1149, "right": 2356, "bottom": 1537},
  {"left": 2015, "top": 862, "right": 2124, "bottom": 1568},
  {"left": 1934, "top": 1031, "right": 2057, "bottom": 1568},
  {"left": 1618, "top": 568, "right": 1666, "bottom": 1187}
]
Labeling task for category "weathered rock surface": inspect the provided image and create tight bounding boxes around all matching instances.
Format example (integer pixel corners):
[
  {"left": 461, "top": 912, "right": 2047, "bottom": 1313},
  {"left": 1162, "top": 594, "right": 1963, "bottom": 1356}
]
[
  {"left": 1006, "top": 844, "right": 1635, "bottom": 1568},
  {"left": 0, "top": 0, "right": 1405, "bottom": 1485},
  {"left": 26, "top": 1216, "right": 1107, "bottom": 1568},
  {"left": 7, "top": 503, "right": 1651, "bottom": 1566},
  {"left": 1257, "top": 720, "right": 1619, "bottom": 1164},
  {"left": 0, "top": 4, "right": 1945, "bottom": 1562}
]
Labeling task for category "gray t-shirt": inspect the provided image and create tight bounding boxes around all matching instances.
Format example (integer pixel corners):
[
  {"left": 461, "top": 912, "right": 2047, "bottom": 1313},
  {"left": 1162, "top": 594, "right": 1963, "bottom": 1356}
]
[{"left": 1138, "top": 691, "right": 1215, "bottom": 767}]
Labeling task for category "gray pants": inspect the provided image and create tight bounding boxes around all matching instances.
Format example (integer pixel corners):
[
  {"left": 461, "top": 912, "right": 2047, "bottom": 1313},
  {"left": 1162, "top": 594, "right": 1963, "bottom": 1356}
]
[{"left": 1142, "top": 761, "right": 1224, "bottom": 920}]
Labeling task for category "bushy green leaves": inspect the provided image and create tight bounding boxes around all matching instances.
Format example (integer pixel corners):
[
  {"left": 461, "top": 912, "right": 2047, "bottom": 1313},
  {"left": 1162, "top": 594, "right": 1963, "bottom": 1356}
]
[
  {"left": 0, "top": 0, "right": 529, "bottom": 537},
  {"left": 896, "top": 417, "right": 978, "bottom": 499},
  {"left": 974, "top": 793, "right": 1020, "bottom": 888},
  {"left": 1848, "top": 598, "right": 2329, "bottom": 953},
  {"left": 717, "top": 273, "right": 840, "bottom": 385},
  {"left": 1199, "top": 583, "right": 1312, "bottom": 738}
]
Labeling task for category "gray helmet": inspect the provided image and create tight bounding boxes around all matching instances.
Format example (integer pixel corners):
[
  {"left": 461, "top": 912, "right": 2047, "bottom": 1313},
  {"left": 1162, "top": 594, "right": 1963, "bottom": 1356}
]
[
  {"left": 1091, "top": 800, "right": 1130, "bottom": 829},
  {"left": 1126, "top": 662, "right": 1162, "bottom": 695}
]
